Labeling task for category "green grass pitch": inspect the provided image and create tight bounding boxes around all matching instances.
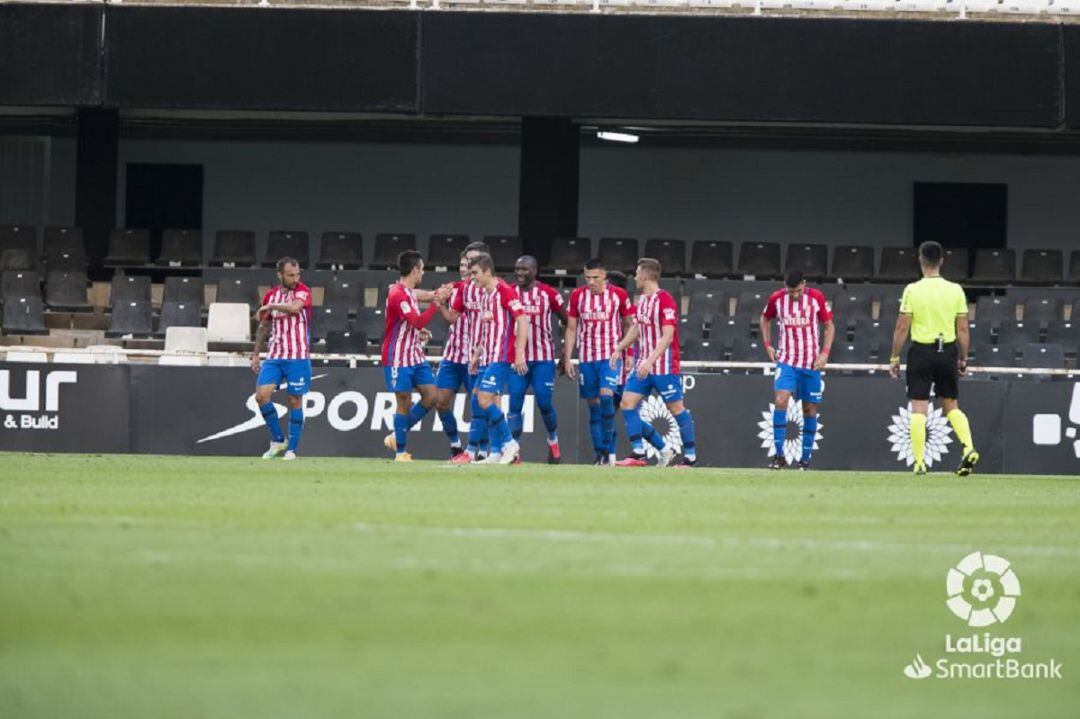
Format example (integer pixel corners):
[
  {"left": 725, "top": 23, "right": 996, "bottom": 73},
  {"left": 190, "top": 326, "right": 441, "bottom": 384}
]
[{"left": 2, "top": 454, "right": 1078, "bottom": 718}]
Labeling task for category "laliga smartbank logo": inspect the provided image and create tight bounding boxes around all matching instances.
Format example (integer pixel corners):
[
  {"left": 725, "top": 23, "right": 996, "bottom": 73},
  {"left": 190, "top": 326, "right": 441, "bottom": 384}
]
[{"left": 903, "top": 552, "right": 1062, "bottom": 681}]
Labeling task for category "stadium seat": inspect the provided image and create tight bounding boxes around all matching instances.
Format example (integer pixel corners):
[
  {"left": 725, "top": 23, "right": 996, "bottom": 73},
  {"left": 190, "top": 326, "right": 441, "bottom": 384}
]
[
  {"left": 996, "top": 321, "right": 1041, "bottom": 346},
  {"left": 311, "top": 306, "right": 349, "bottom": 342},
  {"left": 852, "top": 318, "right": 892, "bottom": 346},
  {"left": 688, "top": 290, "right": 727, "bottom": 316},
  {"left": 735, "top": 290, "right": 770, "bottom": 318},
  {"left": 0, "top": 224, "right": 36, "bottom": 254},
  {"left": 975, "top": 296, "right": 1016, "bottom": 323},
  {"left": 104, "top": 228, "right": 151, "bottom": 267},
  {"left": 156, "top": 229, "right": 203, "bottom": 267},
  {"left": 970, "top": 249, "right": 1016, "bottom": 284},
  {"left": 106, "top": 300, "right": 153, "bottom": 338},
  {"left": 545, "top": 237, "right": 591, "bottom": 275},
  {"left": 323, "top": 277, "right": 364, "bottom": 312},
  {"left": 643, "top": 239, "right": 686, "bottom": 276},
  {"left": 598, "top": 238, "right": 639, "bottom": 273},
  {"left": 354, "top": 307, "right": 385, "bottom": 339},
  {"left": 164, "top": 326, "right": 208, "bottom": 354},
  {"left": 206, "top": 303, "right": 252, "bottom": 343},
  {"left": 427, "top": 234, "right": 470, "bottom": 270},
  {"left": 1073, "top": 298, "right": 1080, "bottom": 322},
  {"left": 829, "top": 245, "right": 874, "bottom": 282},
  {"left": 425, "top": 318, "right": 449, "bottom": 349},
  {"left": 2, "top": 295, "right": 47, "bottom": 335},
  {"left": 1022, "top": 297, "right": 1061, "bottom": 324},
  {"left": 736, "top": 242, "right": 781, "bottom": 279},
  {"left": 829, "top": 293, "right": 874, "bottom": 322},
  {"left": 263, "top": 231, "right": 310, "bottom": 268},
  {"left": 785, "top": 244, "right": 828, "bottom": 280},
  {"left": 157, "top": 301, "right": 203, "bottom": 337},
  {"left": 1069, "top": 251, "right": 1080, "bottom": 284},
  {"left": 1020, "top": 250, "right": 1063, "bottom": 284},
  {"left": 210, "top": 230, "right": 256, "bottom": 268},
  {"left": 728, "top": 338, "right": 765, "bottom": 362},
  {"left": 877, "top": 293, "right": 903, "bottom": 324},
  {"left": 110, "top": 275, "right": 152, "bottom": 307},
  {"left": 43, "top": 249, "right": 87, "bottom": 273},
  {"left": 877, "top": 247, "right": 920, "bottom": 282},
  {"left": 370, "top": 233, "right": 416, "bottom": 270},
  {"left": 967, "top": 321, "right": 995, "bottom": 348},
  {"left": 163, "top": 276, "right": 205, "bottom": 305},
  {"left": 325, "top": 329, "right": 367, "bottom": 354},
  {"left": 973, "top": 344, "right": 1018, "bottom": 368},
  {"left": 707, "top": 316, "right": 746, "bottom": 344},
  {"left": 43, "top": 226, "right": 84, "bottom": 257},
  {"left": 1022, "top": 343, "right": 1065, "bottom": 369},
  {"left": 215, "top": 277, "right": 260, "bottom": 307},
  {"left": 679, "top": 313, "right": 707, "bottom": 342},
  {"left": 1, "top": 270, "right": 40, "bottom": 300},
  {"left": 829, "top": 342, "right": 874, "bottom": 365},
  {"left": 484, "top": 235, "right": 523, "bottom": 271},
  {"left": 45, "top": 271, "right": 90, "bottom": 311},
  {"left": 681, "top": 338, "right": 720, "bottom": 362},
  {"left": 316, "top": 231, "right": 363, "bottom": 271},
  {"left": 0, "top": 248, "right": 38, "bottom": 271},
  {"left": 688, "top": 241, "right": 733, "bottom": 279},
  {"left": 940, "top": 247, "right": 970, "bottom": 282},
  {"left": 1046, "top": 321, "right": 1080, "bottom": 349}
]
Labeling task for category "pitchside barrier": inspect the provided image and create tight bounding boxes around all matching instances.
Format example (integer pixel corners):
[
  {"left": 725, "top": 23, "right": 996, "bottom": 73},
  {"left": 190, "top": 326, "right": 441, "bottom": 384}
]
[{"left": 1, "top": 353, "right": 1078, "bottom": 474}]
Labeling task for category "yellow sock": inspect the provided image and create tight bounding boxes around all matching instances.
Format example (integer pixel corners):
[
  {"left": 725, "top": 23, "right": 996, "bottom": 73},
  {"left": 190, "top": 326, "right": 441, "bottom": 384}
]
[
  {"left": 910, "top": 413, "right": 927, "bottom": 467},
  {"left": 947, "top": 409, "right": 975, "bottom": 455}
]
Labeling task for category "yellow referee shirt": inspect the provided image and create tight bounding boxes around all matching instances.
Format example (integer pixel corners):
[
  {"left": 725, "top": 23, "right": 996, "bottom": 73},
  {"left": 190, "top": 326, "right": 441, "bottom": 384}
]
[{"left": 899, "top": 276, "right": 969, "bottom": 344}]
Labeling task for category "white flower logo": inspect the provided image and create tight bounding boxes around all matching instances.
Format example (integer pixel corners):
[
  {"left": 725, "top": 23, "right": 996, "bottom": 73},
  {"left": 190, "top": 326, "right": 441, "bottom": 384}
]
[
  {"left": 887, "top": 405, "right": 953, "bottom": 467},
  {"left": 946, "top": 551, "right": 1021, "bottom": 627},
  {"left": 639, "top": 395, "right": 682, "bottom": 460},
  {"left": 756, "top": 400, "right": 823, "bottom": 464}
]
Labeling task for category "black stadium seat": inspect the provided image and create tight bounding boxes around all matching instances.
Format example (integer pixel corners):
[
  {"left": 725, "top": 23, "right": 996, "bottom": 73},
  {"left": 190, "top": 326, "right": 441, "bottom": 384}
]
[
  {"left": 263, "top": 231, "right": 309, "bottom": 268},
  {"left": 975, "top": 296, "right": 1014, "bottom": 324},
  {"left": 106, "top": 300, "right": 153, "bottom": 338},
  {"left": 1020, "top": 250, "right": 1063, "bottom": 284},
  {"left": 996, "top": 321, "right": 1041, "bottom": 346},
  {"left": 737, "top": 242, "right": 781, "bottom": 278},
  {"left": 735, "top": 290, "right": 770, "bottom": 318},
  {"left": 643, "top": 238, "right": 686, "bottom": 276},
  {"left": 688, "top": 290, "right": 727, "bottom": 316},
  {"left": 971, "top": 249, "right": 1016, "bottom": 284},
  {"left": 1022, "top": 343, "right": 1065, "bottom": 369},
  {"left": 829, "top": 341, "right": 874, "bottom": 365},
  {"left": 785, "top": 244, "right": 828, "bottom": 280},
  {"left": 546, "top": 237, "right": 591, "bottom": 275},
  {"left": 678, "top": 313, "right": 707, "bottom": 342},
  {"left": 598, "top": 238, "right": 638, "bottom": 273},
  {"left": 43, "top": 226, "right": 83, "bottom": 256},
  {"left": 210, "top": 230, "right": 256, "bottom": 268},
  {"left": 427, "top": 234, "right": 469, "bottom": 270},
  {"left": 728, "top": 338, "right": 764, "bottom": 362},
  {"left": 1069, "top": 251, "right": 1080, "bottom": 284},
  {"left": 681, "top": 338, "right": 720, "bottom": 361},
  {"left": 484, "top": 235, "right": 523, "bottom": 271},
  {"left": 110, "top": 275, "right": 151, "bottom": 307},
  {"left": 877, "top": 247, "right": 920, "bottom": 282},
  {"left": 156, "top": 229, "right": 203, "bottom": 267},
  {"left": 689, "top": 241, "right": 733, "bottom": 279},
  {"left": 972, "top": 344, "right": 1016, "bottom": 367},
  {"left": 317, "top": 232, "right": 363, "bottom": 270},
  {"left": 829, "top": 293, "right": 874, "bottom": 322},
  {"left": 941, "top": 247, "right": 970, "bottom": 281},
  {"left": 325, "top": 329, "right": 367, "bottom": 354},
  {"left": 1022, "top": 298, "right": 1061, "bottom": 324},
  {"left": 2, "top": 295, "right": 47, "bottom": 335},
  {"left": 0, "top": 225, "right": 37, "bottom": 257},
  {"left": 45, "top": 271, "right": 90, "bottom": 311},
  {"left": 1046, "top": 321, "right": 1080, "bottom": 351},
  {"left": 1, "top": 270, "right": 40, "bottom": 300},
  {"left": 104, "top": 228, "right": 151, "bottom": 267},
  {"left": 708, "top": 316, "right": 745, "bottom": 344},
  {"left": 43, "top": 248, "right": 86, "bottom": 273},
  {"left": 852, "top": 318, "right": 892, "bottom": 346},
  {"left": 370, "top": 233, "right": 416, "bottom": 270},
  {"left": 311, "top": 305, "right": 349, "bottom": 342},
  {"left": 354, "top": 307, "right": 385, "bottom": 339},
  {"left": 0, "top": 248, "right": 37, "bottom": 271},
  {"left": 164, "top": 276, "right": 205, "bottom": 305},
  {"left": 830, "top": 245, "right": 874, "bottom": 282},
  {"left": 215, "top": 277, "right": 260, "bottom": 307},
  {"left": 157, "top": 301, "right": 203, "bottom": 337},
  {"left": 323, "top": 277, "right": 364, "bottom": 312}
]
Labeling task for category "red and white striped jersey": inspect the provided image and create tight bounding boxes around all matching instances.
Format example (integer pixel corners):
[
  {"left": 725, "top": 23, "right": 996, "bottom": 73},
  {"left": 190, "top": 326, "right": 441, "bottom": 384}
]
[
  {"left": 260, "top": 283, "right": 312, "bottom": 360},
  {"left": 382, "top": 282, "right": 438, "bottom": 368},
  {"left": 478, "top": 280, "right": 526, "bottom": 365},
  {"left": 761, "top": 287, "right": 833, "bottom": 370},
  {"left": 635, "top": 289, "right": 681, "bottom": 375},
  {"left": 442, "top": 280, "right": 487, "bottom": 365},
  {"left": 567, "top": 284, "right": 634, "bottom": 363},
  {"left": 514, "top": 281, "right": 565, "bottom": 362}
]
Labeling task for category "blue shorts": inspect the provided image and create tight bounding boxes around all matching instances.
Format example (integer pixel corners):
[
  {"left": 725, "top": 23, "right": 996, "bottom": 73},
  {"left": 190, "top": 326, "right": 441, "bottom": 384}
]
[
  {"left": 436, "top": 360, "right": 476, "bottom": 393},
  {"left": 477, "top": 362, "right": 511, "bottom": 395},
  {"left": 579, "top": 359, "right": 622, "bottom": 399},
  {"left": 384, "top": 362, "right": 436, "bottom": 393},
  {"left": 508, "top": 360, "right": 557, "bottom": 398},
  {"left": 774, "top": 363, "right": 823, "bottom": 404},
  {"left": 257, "top": 358, "right": 312, "bottom": 396},
  {"left": 624, "top": 373, "right": 684, "bottom": 403}
]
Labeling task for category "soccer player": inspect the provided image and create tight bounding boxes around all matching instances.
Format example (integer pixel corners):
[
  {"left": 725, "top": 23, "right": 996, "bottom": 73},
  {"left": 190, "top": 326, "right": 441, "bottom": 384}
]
[
  {"left": 509, "top": 255, "right": 567, "bottom": 463},
  {"left": 759, "top": 269, "right": 835, "bottom": 470},
  {"left": 610, "top": 259, "right": 691, "bottom": 467},
  {"left": 564, "top": 258, "right": 635, "bottom": 465},
  {"left": 381, "top": 250, "right": 441, "bottom": 461},
  {"left": 251, "top": 257, "right": 313, "bottom": 460},
  {"left": 889, "top": 241, "right": 978, "bottom": 477},
  {"left": 467, "top": 254, "right": 528, "bottom": 464},
  {"left": 433, "top": 241, "right": 490, "bottom": 459}
]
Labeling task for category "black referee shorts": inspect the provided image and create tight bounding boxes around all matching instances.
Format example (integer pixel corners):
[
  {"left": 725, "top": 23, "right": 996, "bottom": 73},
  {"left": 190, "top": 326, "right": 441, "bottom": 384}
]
[{"left": 906, "top": 341, "right": 959, "bottom": 401}]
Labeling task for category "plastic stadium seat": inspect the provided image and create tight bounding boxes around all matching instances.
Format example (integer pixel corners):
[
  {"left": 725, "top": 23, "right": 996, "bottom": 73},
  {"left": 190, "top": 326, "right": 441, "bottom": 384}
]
[
  {"left": 45, "top": 271, "right": 90, "bottom": 311},
  {"left": 728, "top": 338, "right": 765, "bottom": 362},
  {"left": 972, "top": 344, "right": 1016, "bottom": 367},
  {"left": 317, "top": 232, "right": 363, "bottom": 270},
  {"left": 1046, "top": 320, "right": 1080, "bottom": 346},
  {"left": 164, "top": 276, "right": 205, "bottom": 305},
  {"left": 877, "top": 247, "right": 920, "bottom": 282},
  {"left": 2, "top": 270, "right": 40, "bottom": 299},
  {"left": 707, "top": 317, "right": 745, "bottom": 344},
  {"left": 1022, "top": 343, "right": 1065, "bottom": 369},
  {"left": 967, "top": 320, "right": 995, "bottom": 348},
  {"left": 325, "top": 329, "right": 367, "bottom": 354},
  {"left": 156, "top": 229, "right": 203, "bottom": 267},
  {"left": 688, "top": 290, "right": 727, "bottom": 316},
  {"left": 681, "top": 338, "right": 721, "bottom": 362},
  {"left": 830, "top": 293, "right": 874, "bottom": 322},
  {"left": 688, "top": 241, "right": 733, "bottom": 279},
  {"left": 829, "top": 342, "right": 874, "bottom": 365},
  {"left": 43, "top": 226, "right": 84, "bottom": 256},
  {"left": 643, "top": 239, "right": 686, "bottom": 276},
  {"left": 311, "top": 306, "right": 349, "bottom": 342},
  {"left": 1022, "top": 298, "right": 1061, "bottom": 324},
  {"left": 1020, "top": 250, "right": 1063, "bottom": 284},
  {"left": 997, "top": 321, "right": 1041, "bottom": 346},
  {"left": 110, "top": 275, "right": 151, "bottom": 306},
  {"left": 206, "top": 303, "right": 252, "bottom": 343},
  {"left": 1069, "top": 251, "right": 1080, "bottom": 284},
  {"left": 323, "top": 277, "right": 364, "bottom": 311},
  {"left": 971, "top": 249, "right": 1016, "bottom": 283},
  {"left": 427, "top": 234, "right": 470, "bottom": 270},
  {"left": 940, "top": 247, "right": 970, "bottom": 282},
  {"left": 104, "top": 228, "right": 151, "bottom": 267},
  {"left": 877, "top": 293, "right": 903, "bottom": 324},
  {"left": 852, "top": 318, "right": 892, "bottom": 346},
  {"left": 0, "top": 248, "right": 38, "bottom": 271},
  {"left": 215, "top": 277, "right": 260, "bottom": 307},
  {"left": 43, "top": 249, "right": 86, "bottom": 273},
  {"left": 0, "top": 225, "right": 37, "bottom": 257},
  {"left": 354, "top": 307, "right": 385, "bottom": 338},
  {"left": 157, "top": 301, "right": 203, "bottom": 337},
  {"left": 263, "top": 231, "right": 309, "bottom": 268},
  {"left": 370, "top": 233, "right": 416, "bottom": 270},
  {"left": 2, "top": 296, "right": 47, "bottom": 335},
  {"left": 735, "top": 290, "right": 770, "bottom": 318},
  {"left": 830, "top": 245, "right": 874, "bottom": 282},
  {"left": 210, "top": 230, "right": 256, "bottom": 268},
  {"left": 546, "top": 237, "right": 592, "bottom": 275},
  {"left": 164, "top": 326, "right": 209, "bottom": 354},
  {"left": 737, "top": 242, "right": 781, "bottom": 278},
  {"left": 679, "top": 313, "right": 707, "bottom": 342},
  {"left": 598, "top": 238, "right": 639, "bottom": 273},
  {"left": 484, "top": 235, "right": 523, "bottom": 271},
  {"left": 106, "top": 300, "right": 153, "bottom": 338},
  {"left": 975, "top": 296, "right": 1016, "bottom": 324},
  {"left": 785, "top": 244, "right": 828, "bottom": 280}
]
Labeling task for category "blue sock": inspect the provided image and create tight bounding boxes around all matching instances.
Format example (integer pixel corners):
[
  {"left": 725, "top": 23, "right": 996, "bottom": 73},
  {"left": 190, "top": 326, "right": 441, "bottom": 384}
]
[
  {"left": 641, "top": 422, "right": 666, "bottom": 452},
  {"left": 773, "top": 408, "right": 787, "bottom": 458},
  {"left": 406, "top": 401, "right": 429, "bottom": 429},
  {"left": 486, "top": 403, "right": 509, "bottom": 453},
  {"left": 537, "top": 395, "right": 558, "bottom": 442},
  {"left": 610, "top": 407, "right": 621, "bottom": 456},
  {"left": 599, "top": 395, "right": 616, "bottom": 455},
  {"left": 287, "top": 407, "right": 304, "bottom": 453},
  {"left": 439, "top": 410, "right": 460, "bottom": 447},
  {"left": 802, "top": 415, "right": 817, "bottom": 463},
  {"left": 508, "top": 392, "right": 525, "bottom": 441},
  {"left": 394, "top": 412, "right": 409, "bottom": 454},
  {"left": 470, "top": 394, "right": 490, "bottom": 455},
  {"left": 259, "top": 402, "right": 284, "bottom": 443},
  {"left": 588, "top": 403, "right": 603, "bottom": 458},
  {"left": 623, "top": 405, "right": 645, "bottom": 454},
  {"left": 674, "top": 410, "right": 696, "bottom": 462}
]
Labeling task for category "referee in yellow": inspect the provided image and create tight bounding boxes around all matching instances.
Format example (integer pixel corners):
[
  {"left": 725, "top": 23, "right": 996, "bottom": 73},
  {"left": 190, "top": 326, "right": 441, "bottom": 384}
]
[{"left": 888, "top": 241, "right": 978, "bottom": 476}]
